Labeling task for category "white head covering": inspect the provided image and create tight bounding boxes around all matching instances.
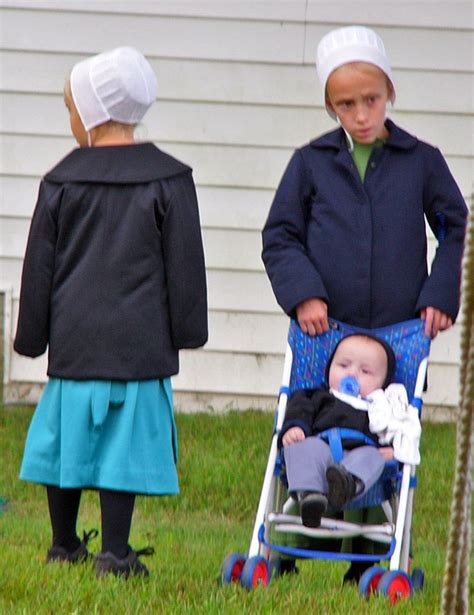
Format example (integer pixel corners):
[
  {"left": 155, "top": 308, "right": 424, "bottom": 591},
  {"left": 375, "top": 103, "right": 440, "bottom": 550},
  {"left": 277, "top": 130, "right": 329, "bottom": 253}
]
[
  {"left": 70, "top": 46, "right": 158, "bottom": 132},
  {"left": 316, "top": 26, "right": 396, "bottom": 119}
]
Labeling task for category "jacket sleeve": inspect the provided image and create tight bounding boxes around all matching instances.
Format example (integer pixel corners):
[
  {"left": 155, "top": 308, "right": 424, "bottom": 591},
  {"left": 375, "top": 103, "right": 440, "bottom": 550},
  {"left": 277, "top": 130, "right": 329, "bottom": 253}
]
[
  {"left": 161, "top": 172, "right": 208, "bottom": 349},
  {"left": 279, "top": 388, "right": 324, "bottom": 447},
  {"left": 415, "top": 148, "right": 468, "bottom": 320},
  {"left": 14, "top": 181, "right": 61, "bottom": 357},
  {"left": 261, "top": 149, "right": 329, "bottom": 317}
]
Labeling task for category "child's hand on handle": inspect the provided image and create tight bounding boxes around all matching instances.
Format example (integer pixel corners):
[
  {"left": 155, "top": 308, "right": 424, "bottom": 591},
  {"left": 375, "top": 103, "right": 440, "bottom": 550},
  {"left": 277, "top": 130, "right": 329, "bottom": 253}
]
[
  {"left": 296, "top": 298, "right": 329, "bottom": 336},
  {"left": 282, "top": 427, "right": 306, "bottom": 447},
  {"left": 420, "top": 306, "right": 453, "bottom": 339}
]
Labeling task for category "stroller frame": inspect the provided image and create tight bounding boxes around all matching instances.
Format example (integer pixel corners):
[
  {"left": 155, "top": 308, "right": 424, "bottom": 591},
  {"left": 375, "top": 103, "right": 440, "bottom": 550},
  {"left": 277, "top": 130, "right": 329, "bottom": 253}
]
[{"left": 222, "top": 318, "right": 431, "bottom": 601}]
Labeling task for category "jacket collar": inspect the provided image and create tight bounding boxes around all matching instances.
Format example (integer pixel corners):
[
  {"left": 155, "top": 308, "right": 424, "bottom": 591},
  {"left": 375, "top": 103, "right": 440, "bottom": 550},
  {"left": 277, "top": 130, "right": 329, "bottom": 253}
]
[
  {"left": 309, "top": 119, "right": 418, "bottom": 152},
  {"left": 45, "top": 142, "right": 190, "bottom": 184}
]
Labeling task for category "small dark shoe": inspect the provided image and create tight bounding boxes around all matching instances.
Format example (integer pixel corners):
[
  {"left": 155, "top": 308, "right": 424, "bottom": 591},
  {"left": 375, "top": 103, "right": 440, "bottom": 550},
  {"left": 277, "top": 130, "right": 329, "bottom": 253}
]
[
  {"left": 343, "top": 560, "right": 375, "bottom": 586},
  {"left": 46, "top": 528, "right": 99, "bottom": 564},
  {"left": 326, "top": 464, "right": 357, "bottom": 510},
  {"left": 94, "top": 546, "right": 155, "bottom": 579},
  {"left": 299, "top": 492, "right": 328, "bottom": 528},
  {"left": 278, "top": 558, "right": 300, "bottom": 576}
]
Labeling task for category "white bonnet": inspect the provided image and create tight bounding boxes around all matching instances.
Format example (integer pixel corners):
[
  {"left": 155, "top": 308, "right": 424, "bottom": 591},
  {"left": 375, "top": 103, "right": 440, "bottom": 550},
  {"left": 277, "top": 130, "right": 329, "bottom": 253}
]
[
  {"left": 316, "top": 26, "right": 396, "bottom": 119},
  {"left": 70, "top": 46, "right": 158, "bottom": 132}
]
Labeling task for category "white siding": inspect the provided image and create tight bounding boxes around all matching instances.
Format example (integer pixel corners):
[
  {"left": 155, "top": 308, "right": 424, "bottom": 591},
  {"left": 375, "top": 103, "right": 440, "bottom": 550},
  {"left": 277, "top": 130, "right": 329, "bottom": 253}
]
[{"left": 1, "top": 1, "right": 472, "bottom": 415}]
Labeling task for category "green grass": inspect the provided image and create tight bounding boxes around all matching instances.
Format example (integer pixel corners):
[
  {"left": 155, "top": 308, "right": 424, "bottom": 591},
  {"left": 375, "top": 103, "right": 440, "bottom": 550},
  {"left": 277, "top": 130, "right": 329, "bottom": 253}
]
[{"left": 0, "top": 407, "right": 467, "bottom": 613}]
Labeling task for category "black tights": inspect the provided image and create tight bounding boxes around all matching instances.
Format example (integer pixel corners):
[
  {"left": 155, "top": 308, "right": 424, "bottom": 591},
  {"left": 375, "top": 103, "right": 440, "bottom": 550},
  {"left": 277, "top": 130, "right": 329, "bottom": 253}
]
[{"left": 46, "top": 486, "right": 135, "bottom": 558}]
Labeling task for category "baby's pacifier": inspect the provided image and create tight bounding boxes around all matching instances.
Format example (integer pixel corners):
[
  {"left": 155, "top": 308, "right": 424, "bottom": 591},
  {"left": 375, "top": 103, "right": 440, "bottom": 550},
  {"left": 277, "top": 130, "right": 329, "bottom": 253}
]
[{"left": 339, "top": 376, "right": 360, "bottom": 397}]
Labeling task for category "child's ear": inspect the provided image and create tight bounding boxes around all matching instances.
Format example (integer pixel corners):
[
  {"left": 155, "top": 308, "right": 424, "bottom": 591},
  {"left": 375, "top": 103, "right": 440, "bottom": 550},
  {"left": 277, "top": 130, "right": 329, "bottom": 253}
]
[
  {"left": 325, "top": 94, "right": 335, "bottom": 114},
  {"left": 386, "top": 79, "right": 395, "bottom": 101}
]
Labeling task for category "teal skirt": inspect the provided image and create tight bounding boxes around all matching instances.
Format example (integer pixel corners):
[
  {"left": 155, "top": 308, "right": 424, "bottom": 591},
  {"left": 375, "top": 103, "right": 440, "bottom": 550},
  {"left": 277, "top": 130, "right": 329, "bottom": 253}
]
[{"left": 20, "top": 378, "right": 179, "bottom": 495}]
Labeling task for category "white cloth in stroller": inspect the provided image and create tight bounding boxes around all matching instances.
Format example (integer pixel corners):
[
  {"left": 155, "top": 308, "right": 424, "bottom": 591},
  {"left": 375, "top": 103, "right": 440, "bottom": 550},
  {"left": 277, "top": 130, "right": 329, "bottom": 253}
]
[{"left": 367, "top": 384, "right": 422, "bottom": 465}]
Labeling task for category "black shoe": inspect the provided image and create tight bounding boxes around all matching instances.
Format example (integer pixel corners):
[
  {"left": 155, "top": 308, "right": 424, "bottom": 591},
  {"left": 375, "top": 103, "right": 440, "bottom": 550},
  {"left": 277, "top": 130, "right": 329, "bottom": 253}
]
[
  {"left": 299, "top": 492, "right": 328, "bottom": 528},
  {"left": 342, "top": 560, "right": 375, "bottom": 585},
  {"left": 278, "top": 559, "right": 300, "bottom": 576},
  {"left": 326, "top": 464, "right": 357, "bottom": 510},
  {"left": 94, "top": 546, "right": 154, "bottom": 578},
  {"left": 46, "top": 528, "right": 99, "bottom": 564}
]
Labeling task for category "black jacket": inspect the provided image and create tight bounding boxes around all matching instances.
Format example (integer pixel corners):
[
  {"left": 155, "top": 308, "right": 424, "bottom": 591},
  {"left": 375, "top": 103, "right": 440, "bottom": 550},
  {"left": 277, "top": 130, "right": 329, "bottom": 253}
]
[
  {"left": 279, "top": 387, "right": 377, "bottom": 450},
  {"left": 14, "top": 143, "right": 208, "bottom": 380}
]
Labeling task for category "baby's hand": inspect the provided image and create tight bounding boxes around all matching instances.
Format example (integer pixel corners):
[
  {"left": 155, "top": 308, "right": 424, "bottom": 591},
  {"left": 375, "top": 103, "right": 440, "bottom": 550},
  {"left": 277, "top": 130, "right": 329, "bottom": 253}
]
[
  {"left": 296, "top": 298, "right": 329, "bottom": 336},
  {"left": 282, "top": 427, "right": 306, "bottom": 447},
  {"left": 378, "top": 446, "right": 394, "bottom": 461}
]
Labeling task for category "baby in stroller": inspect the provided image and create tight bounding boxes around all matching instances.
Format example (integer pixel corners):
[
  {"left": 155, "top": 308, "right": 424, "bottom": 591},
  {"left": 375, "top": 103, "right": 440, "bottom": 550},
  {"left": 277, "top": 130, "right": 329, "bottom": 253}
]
[{"left": 280, "top": 332, "right": 420, "bottom": 529}]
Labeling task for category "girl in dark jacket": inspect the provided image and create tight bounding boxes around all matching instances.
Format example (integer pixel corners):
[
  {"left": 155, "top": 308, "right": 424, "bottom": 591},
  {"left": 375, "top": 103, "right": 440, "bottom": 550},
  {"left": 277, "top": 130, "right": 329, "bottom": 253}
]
[
  {"left": 14, "top": 47, "right": 208, "bottom": 578},
  {"left": 262, "top": 27, "right": 467, "bottom": 339},
  {"left": 262, "top": 25, "right": 467, "bottom": 583}
]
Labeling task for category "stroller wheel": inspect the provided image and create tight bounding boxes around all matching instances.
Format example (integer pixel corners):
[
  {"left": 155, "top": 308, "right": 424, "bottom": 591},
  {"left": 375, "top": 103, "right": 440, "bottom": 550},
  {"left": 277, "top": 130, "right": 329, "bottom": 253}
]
[
  {"left": 358, "top": 566, "right": 386, "bottom": 597},
  {"left": 221, "top": 552, "right": 246, "bottom": 584},
  {"left": 411, "top": 567, "right": 425, "bottom": 591},
  {"left": 378, "top": 570, "right": 413, "bottom": 605},
  {"left": 240, "top": 556, "right": 271, "bottom": 589}
]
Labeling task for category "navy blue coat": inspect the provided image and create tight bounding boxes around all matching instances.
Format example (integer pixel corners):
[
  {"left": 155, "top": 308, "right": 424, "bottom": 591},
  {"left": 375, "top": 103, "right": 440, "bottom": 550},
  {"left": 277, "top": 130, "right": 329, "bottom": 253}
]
[
  {"left": 14, "top": 143, "right": 208, "bottom": 380},
  {"left": 262, "top": 120, "right": 467, "bottom": 328}
]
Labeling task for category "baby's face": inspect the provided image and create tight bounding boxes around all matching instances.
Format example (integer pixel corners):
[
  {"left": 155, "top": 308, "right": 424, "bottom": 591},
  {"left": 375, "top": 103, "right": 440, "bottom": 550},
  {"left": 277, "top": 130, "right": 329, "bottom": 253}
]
[
  {"left": 328, "top": 335, "right": 388, "bottom": 397},
  {"left": 326, "top": 62, "right": 392, "bottom": 144}
]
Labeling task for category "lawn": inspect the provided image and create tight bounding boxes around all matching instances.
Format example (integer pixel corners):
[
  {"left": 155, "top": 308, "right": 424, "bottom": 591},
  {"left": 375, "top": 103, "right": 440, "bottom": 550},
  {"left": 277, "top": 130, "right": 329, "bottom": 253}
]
[{"left": 0, "top": 406, "right": 465, "bottom": 614}]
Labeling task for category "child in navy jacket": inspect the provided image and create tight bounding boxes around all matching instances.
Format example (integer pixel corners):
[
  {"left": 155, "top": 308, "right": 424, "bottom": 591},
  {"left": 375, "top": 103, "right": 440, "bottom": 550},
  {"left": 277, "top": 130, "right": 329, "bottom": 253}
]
[
  {"left": 262, "top": 25, "right": 467, "bottom": 582},
  {"left": 262, "top": 27, "right": 467, "bottom": 339}
]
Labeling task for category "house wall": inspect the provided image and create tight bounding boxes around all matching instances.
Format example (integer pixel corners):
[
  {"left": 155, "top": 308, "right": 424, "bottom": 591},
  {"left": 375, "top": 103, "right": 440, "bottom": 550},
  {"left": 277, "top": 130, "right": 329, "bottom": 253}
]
[{"left": 1, "top": 0, "right": 472, "bottom": 416}]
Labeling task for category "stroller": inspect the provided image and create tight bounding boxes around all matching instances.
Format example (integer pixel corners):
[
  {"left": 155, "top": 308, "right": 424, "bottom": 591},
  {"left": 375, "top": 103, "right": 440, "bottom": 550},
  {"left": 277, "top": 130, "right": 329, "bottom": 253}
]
[{"left": 221, "top": 318, "right": 431, "bottom": 605}]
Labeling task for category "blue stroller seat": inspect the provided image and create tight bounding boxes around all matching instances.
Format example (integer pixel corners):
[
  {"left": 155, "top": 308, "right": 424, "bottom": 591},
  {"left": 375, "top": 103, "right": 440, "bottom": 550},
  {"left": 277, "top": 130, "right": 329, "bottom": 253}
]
[{"left": 221, "top": 318, "right": 431, "bottom": 602}]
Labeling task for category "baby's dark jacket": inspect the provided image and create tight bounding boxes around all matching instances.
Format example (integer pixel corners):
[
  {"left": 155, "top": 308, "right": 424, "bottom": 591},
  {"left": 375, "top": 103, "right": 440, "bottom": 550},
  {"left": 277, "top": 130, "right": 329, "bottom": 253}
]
[
  {"left": 14, "top": 143, "right": 208, "bottom": 380},
  {"left": 278, "top": 387, "right": 378, "bottom": 450}
]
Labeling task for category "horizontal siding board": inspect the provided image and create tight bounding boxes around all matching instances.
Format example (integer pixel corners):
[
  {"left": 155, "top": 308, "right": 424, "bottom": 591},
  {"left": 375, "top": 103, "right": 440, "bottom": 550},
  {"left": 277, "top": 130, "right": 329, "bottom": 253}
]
[
  {"left": 2, "top": 8, "right": 474, "bottom": 70},
  {"left": 2, "top": 92, "right": 473, "bottom": 156},
  {"left": 197, "top": 186, "right": 272, "bottom": 230},
  {"left": 422, "top": 364, "right": 460, "bottom": 406},
  {"left": 2, "top": 1, "right": 472, "bottom": 29},
  {"left": 0, "top": 1, "right": 308, "bottom": 21},
  {"left": 0, "top": 260, "right": 23, "bottom": 295},
  {"left": 427, "top": 324, "right": 462, "bottom": 364},
  {"left": 2, "top": 51, "right": 473, "bottom": 115},
  {"left": 1, "top": 136, "right": 472, "bottom": 195},
  {"left": 207, "top": 270, "right": 278, "bottom": 313},
  {"left": 305, "top": 0, "right": 474, "bottom": 29},
  {"left": 1, "top": 8, "right": 306, "bottom": 64},
  {"left": 202, "top": 228, "right": 263, "bottom": 271},
  {"left": 0, "top": 176, "right": 40, "bottom": 218},
  {"left": 0, "top": 218, "right": 29, "bottom": 259},
  {"left": 206, "top": 311, "right": 288, "bottom": 354}
]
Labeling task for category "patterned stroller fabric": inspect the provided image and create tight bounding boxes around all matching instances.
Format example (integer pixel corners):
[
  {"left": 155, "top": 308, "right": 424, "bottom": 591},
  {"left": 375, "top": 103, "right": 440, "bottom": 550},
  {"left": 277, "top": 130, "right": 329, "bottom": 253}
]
[
  {"left": 289, "top": 318, "right": 431, "bottom": 401},
  {"left": 286, "top": 318, "right": 431, "bottom": 509}
]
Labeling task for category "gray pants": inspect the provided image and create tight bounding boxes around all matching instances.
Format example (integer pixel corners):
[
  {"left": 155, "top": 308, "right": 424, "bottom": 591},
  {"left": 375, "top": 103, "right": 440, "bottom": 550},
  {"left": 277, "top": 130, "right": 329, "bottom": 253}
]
[{"left": 284, "top": 436, "right": 385, "bottom": 497}]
